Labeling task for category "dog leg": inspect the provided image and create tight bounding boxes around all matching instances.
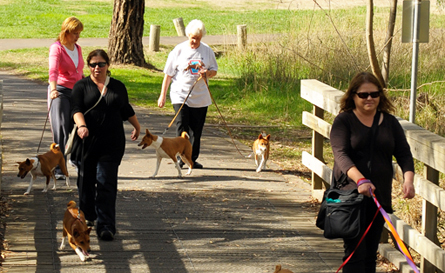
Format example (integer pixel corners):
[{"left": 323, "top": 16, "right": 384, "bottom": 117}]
[
  {"left": 151, "top": 156, "right": 162, "bottom": 178},
  {"left": 65, "top": 176, "right": 70, "bottom": 188},
  {"left": 254, "top": 154, "right": 259, "bottom": 167},
  {"left": 75, "top": 247, "right": 87, "bottom": 262},
  {"left": 174, "top": 161, "right": 183, "bottom": 178},
  {"left": 24, "top": 175, "right": 35, "bottom": 195},
  {"left": 59, "top": 236, "right": 67, "bottom": 250},
  {"left": 256, "top": 155, "right": 265, "bottom": 173}
]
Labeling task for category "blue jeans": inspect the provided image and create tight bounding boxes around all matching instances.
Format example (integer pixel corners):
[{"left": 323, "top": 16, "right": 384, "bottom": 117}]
[{"left": 77, "top": 160, "right": 119, "bottom": 236}]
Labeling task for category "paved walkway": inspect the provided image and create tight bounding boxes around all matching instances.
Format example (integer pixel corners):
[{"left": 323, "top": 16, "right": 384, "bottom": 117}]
[{"left": 0, "top": 70, "right": 347, "bottom": 273}]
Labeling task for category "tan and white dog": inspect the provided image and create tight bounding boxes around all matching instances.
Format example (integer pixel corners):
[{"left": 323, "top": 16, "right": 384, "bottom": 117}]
[
  {"left": 16, "top": 143, "right": 69, "bottom": 195},
  {"left": 252, "top": 132, "right": 271, "bottom": 172},
  {"left": 138, "top": 129, "right": 193, "bottom": 178},
  {"left": 60, "top": 200, "right": 91, "bottom": 262},
  {"left": 273, "top": 264, "right": 294, "bottom": 273}
]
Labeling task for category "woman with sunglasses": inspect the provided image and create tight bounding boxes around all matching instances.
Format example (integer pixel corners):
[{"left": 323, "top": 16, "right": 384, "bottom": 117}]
[
  {"left": 330, "top": 72, "right": 415, "bottom": 272},
  {"left": 48, "top": 17, "right": 84, "bottom": 179},
  {"left": 70, "top": 49, "right": 141, "bottom": 241}
]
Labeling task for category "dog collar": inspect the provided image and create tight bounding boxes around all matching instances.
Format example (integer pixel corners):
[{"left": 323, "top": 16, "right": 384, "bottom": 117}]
[
  {"left": 152, "top": 136, "right": 163, "bottom": 149},
  {"left": 30, "top": 157, "right": 40, "bottom": 171}
]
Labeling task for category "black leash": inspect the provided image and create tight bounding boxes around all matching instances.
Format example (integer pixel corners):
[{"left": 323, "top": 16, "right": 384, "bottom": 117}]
[
  {"left": 37, "top": 99, "right": 53, "bottom": 154},
  {"left": 162, "top": 74, "right": 203, "bottom": 135},
  {"left": 202, "top": 75, "right": 247, "bottom": 157}
]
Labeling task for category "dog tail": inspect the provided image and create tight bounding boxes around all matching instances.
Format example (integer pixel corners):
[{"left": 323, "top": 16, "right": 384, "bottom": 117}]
[
  {"left": 50, "top": 143, "right": 61, "bottom": 153},
  {"left": 67, "top": 200, "right": 77, "bottom": 209},
  {"left": 180, "top": 131, "right": 190, "bottom": 140}
]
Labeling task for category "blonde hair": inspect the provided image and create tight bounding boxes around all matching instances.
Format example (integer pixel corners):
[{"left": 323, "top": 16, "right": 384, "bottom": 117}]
[
  {"left": 57, "top": 17, "right": 83, "bottom": 45},
  {"left": 185, "top": 19, "right": 206, "bottom": 37}
]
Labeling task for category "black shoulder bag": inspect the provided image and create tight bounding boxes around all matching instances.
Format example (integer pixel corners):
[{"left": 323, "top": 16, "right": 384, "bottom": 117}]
[{"left": 316, "top": 111, "right": 380, "bottom": 240}]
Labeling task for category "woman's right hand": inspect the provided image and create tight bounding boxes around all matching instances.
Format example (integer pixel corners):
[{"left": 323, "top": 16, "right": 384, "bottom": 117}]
[
  {"left": 77, "top": 126, "right": 89, "bottom": 139},
  {"left": 358, "top": 182, "right": 375, "bottom": 197},
  {"left": 158, "top": 96, "right": 166, "bottom": 108},
  {"left": 50, "top": 90, "right": 59, "bottom": 99}
]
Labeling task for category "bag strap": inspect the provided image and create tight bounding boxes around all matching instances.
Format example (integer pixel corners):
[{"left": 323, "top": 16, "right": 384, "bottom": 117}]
[
  {"left": 367, "top": 110, "right": 380, "bottom": 172},
  {"left": 83, "top": 76, "right": 110, "bottom": 116}
]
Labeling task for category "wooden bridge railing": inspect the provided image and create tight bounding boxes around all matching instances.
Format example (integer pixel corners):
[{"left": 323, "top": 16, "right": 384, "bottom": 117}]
[{"left": 300, "top": 79, "right": 445, "bottom": 273}]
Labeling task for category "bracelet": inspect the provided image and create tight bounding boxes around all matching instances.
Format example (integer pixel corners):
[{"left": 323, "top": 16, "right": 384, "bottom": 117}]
[
  {"left": 78, "top": 125, "right": 87, "bottom": 128},
  {"left": 357, "top": 178, "right": 372, "bottom": 187}
]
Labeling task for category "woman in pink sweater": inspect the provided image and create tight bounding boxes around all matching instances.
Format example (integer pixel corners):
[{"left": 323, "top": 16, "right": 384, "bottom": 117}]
[{"left": 48, "top": 17, "right": 84, "bottom": 179}]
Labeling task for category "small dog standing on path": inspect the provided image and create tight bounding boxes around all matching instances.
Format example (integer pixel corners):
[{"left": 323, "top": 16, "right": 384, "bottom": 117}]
[
  {"left": 16, "top": 143, "right": 69, "bottom": 195},
  {"left": 252, "top": 132, "right": 271, "bottom": 172},
  {"left": 138, "top": 129, "right": 193, "bottom": 178},
  {"left": 59, "top": 200, "right": 91, "bottom": 262}
]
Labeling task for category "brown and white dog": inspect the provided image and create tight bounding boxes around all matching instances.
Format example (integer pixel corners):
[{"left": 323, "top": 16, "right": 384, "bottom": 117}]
[
  {"left": 59, "top": 200, "right": 91, "bottom": 262},
  {"left": 252, "top": 132, "right": 271, "bottom": 172},
  {"left": 273, "top": 264, "right": 294, "bottom": 273},
  {"left": 16, "top": 143, "right": 69, "bottom": 195},
  {"left": 138, "top": 129, "right": 193, "bottom": 178}
]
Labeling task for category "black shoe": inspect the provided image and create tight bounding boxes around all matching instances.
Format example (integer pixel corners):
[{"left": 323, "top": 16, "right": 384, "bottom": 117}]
[
  {"left": 178, "top": 159, "right": 185, "bottom": 168},
  {"left": 99, "top": 230, "right": 114, "bottom": 241},
  {"left": 86, "top": 220, "right": 95, "bottom": 227},
  {"left": 193, "top": 162, "right": 203, "bottom": 169}
]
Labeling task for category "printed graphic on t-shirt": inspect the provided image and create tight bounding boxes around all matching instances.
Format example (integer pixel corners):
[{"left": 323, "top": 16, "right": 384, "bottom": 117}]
[{"left": 187, "top": 60, "right": 202, "bottom": 75}]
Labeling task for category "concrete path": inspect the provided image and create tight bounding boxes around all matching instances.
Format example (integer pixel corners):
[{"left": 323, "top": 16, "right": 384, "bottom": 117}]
[
  {"left": 0, "top": 71, "right": 346, "bottom": 272},
  {"left": 0, "top": 34, "right": 281, "bottom": 51}
]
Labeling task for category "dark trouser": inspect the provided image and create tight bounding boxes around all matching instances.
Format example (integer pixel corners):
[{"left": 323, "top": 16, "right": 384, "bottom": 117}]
[
  {"left": 342, "top": 197, "right": 385, "bottom": 273},
  {"left": 173, "top": 104, "right": 207, "bottom": 162},
  {"left": 48, "top": 85, "right": 72, "bottom": 174},
  {"left": 77, "top": 160, "right": 119, "bottom": 236}
]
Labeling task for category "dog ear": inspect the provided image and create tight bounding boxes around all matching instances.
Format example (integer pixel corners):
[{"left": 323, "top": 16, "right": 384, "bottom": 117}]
[
  {"left": 73, "top": 228, "right": 80, "bottom": 238},
  {"left": 145, "top": 129, "right": 149, "bottom": 135},
  {"left": 257, "top": 133, "right": 263, "bottom": 139},
  {"left": 86, "top": 227, "right": 92, "bottom": 235},
  {"left": 25, "top": 158, "right": 31, "bottom": 165},
  {"left": 274, "top": 265, "right": 282, "bottom": 273},
  {"left": 266, "top": 134, "right": 271, "bottom": 140}
]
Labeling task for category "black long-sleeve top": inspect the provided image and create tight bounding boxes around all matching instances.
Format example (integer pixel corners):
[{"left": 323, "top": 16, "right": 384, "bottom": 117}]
[
  {"left": 330, "top": 111, "right": 414, "bottom": 212},
  {"left": 70, "top": 76, "right": 135, "bottom": 164}
]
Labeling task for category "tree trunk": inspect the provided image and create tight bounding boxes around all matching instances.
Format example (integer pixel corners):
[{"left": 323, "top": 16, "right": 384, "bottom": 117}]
[
  {"left": 366, "top": 0, "right": 386, "bottom": 87},
  {"left": 108, "top": 0, "right": 153, "bottom": 68},
  {"left": 381, "top": 0, "right": 397, "bottom": 86}
]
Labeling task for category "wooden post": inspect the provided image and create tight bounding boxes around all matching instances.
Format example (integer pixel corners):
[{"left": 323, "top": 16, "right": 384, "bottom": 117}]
[
  {"left": 173, "top": 18, "right": 186, "bottom": 36},
  {"left": 312, "top": 105, "right": 324, "bottom": 193},
  {"left": 237, "top": 24, "right": 247, "bottom": 49},
  {"left": 421, "top": 165, "right": 440, "bottom": 273},
  {"left": 149, "top": 25, "right": 160, "bottom": 52}
]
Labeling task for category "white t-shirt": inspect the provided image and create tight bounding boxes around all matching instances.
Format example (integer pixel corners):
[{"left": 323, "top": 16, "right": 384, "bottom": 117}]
[
  {"left": 63, "top": 45, "right": 79, "bottom": 68},
  {"left": 163, "top": 41, "right": 218, "bottom": 107}
]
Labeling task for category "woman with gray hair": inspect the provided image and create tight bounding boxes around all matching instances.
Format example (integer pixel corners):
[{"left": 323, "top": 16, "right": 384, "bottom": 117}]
[{"left": 158, "top": 19, "right": 218, "bottom": 169}]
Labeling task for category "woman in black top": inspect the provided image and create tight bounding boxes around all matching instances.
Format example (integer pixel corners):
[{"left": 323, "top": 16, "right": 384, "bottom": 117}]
[
  {"left": 71, "top": 49, "right": 141, "bottom": 241},
  {"left": 330, "top": 72, "right": 415, "bottom": 273}
]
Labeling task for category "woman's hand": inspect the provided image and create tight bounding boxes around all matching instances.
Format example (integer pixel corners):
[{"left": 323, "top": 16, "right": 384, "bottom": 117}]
[
  {"left": 130, "top": 128, "right": 140, "bottom": 141},
  {"left": 77, "top": 126, "right": 89, "bottom": 139},
  {"left": 403, "top": 181, "right": 415, "bottom": 199},
  {"left": 158, "top": 95, "right": 166, "bottom": 108},
  {"left": 358, "top": 182, "right": 375, "bottom": 197},
  {"left": 50, "top": 90, "right": 59, "bottom": 99}
]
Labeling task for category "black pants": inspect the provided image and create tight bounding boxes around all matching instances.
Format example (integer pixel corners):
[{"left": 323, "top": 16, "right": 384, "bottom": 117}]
[
  {"left": 342, "top": 197, "right": 385, "bottom": 273},
  {"left": 172, "top": 104, "right": 207, "bottom": 162}
]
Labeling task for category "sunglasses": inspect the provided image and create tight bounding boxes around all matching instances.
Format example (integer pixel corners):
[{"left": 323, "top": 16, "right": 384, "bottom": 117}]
[
  {"left": 356, "top": 91, "right": 380, "bottom": 99},
  {"left": 88, "top": 62, "right": 107, "bottom": 68}
]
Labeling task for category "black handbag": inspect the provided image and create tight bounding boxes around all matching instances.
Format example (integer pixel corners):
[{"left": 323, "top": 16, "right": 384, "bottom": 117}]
[{"left": 316, "top": 173, "right": 364, "bottom": 239}]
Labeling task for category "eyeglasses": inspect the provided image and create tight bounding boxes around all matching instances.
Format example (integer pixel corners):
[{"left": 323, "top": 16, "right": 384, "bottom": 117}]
[
  {"left": 356, "top": 91, "right": 380, "bottom": 99},
  {"left": 88, "top": 62, "right": 107, "bottom": 68}
]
